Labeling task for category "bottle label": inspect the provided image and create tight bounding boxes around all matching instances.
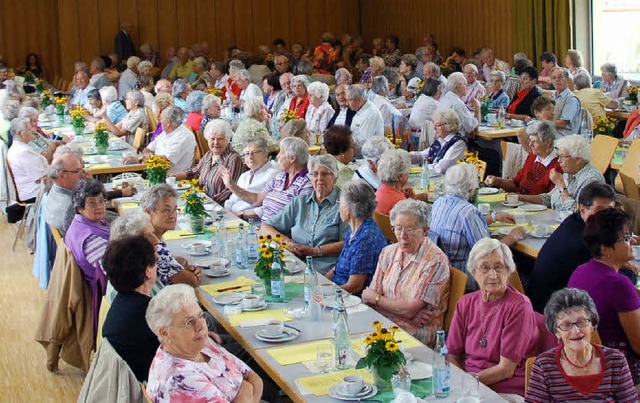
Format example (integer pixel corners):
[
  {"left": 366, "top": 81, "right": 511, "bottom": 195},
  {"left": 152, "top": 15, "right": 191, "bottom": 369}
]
[
  {"left": 271, "top": 279, "right": 284, "bottom": 298},
  {"left": 335, "top": 344, "right": 350, "bottom": 368},
  {"left": 434, "top": 368, "right": 450, "bottom": 396},
  {"left": 247, "top": 244, "right": 258, "bottom": 260},
  {"left": 304, "top": 285, "right": 311, "bottom": 302}
]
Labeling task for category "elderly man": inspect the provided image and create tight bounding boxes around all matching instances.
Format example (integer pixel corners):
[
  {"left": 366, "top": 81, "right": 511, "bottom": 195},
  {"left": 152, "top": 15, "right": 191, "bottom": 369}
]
[
  {"left": 7, "top": 118, "right": 49, "bottom": 202},
  {"left": 574, "top": 73, "right": 618, "bottom": 121},
  {"left": 124, "top": 107, "right": 195, "bottom": 173},
  {"left": 274, "top": 55, "right": 290, "bottom": 75},
  {"left": 209, "top": 61, "right": 229, "bottom": 92},
  {"left": 550, "top": 67, "right": 581, "bottom": 137},
  {"left": 480, "top": 48, "right": 510, "bottom": 82},
  {"left": 231, "top": 69, "right": 262, "bottom": 109},
  {"left": 114, "top": 20, "right": 136, "bottom": 63},
  {"left": 118, "top": 56, "right": 140, "bottom": 100},
  {"left": 276, "top": 72, "right": 294, "bottom": 118},
  {"left": 328, "top": 84, "right": 356, "bottom": 128},
  {"left": 169, "top": 47, "right": 193, "bottom": 80},
  {"left": 346, "top": 84, "right": 384, "bottom": 152},
  {"left": 423, "top": 62, "right": 447, "bottom": 88},
  {"left": 70, "top": 70, "right": 96, "bottom": 110},
  {"left": 437, "top": 72, "right": 480, "bottom": 137},
  {"left": 88, "top": 58, "right": 111, "bottom": 90},
  {"left": 154, "top": 79, "right": 172, "bottom": 96},
  {"left": 462, "top": 64, "right": 486, "bottom": 111}
]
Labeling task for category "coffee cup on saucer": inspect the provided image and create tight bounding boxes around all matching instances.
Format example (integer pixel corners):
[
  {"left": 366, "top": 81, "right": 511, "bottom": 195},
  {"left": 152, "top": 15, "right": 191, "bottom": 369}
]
[
  {"left": 85, "top": 146, "right": 96, "bottom": 154},
  {"left": 191, "top": 242, "right": 208, "bottom": 254},
  {"left": 264, "top": 320, "right": 284, "bottom": 336},
  {"left": 534, "top": 225, "right": 550, "bottom": 237},
  {"left": 342, "top": 375, "right": 364, "bottom": 396},
  {"left": 242, "top": 295, "right": 261, "bottom": 309},
  {"left": 166, "top": 177, "right": 177, "bottom": 186},
  {"left": 506, "top": 194, "right": 519, "bottom": 205}
]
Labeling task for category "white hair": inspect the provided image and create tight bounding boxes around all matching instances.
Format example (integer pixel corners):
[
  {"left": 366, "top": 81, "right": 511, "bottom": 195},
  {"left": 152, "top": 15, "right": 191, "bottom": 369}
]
[
  {"left": 444, "top": 163, "right": 479, "bottom": 200},
  {"left": 446, "top": 72, "right": 467, "bottom": 91},
  {"left": 99, "top": 86, "right": 118, "bottom": 103},
  {"left": 346, "top": 84, "right": 367, "bottom": 101},
  {"left": 279, "top": 136, "right": 309, "bottom": 167},
  {"left": 126, "top": 56, "right": 141, "bottom": 69},
  {"left": 390, "top": 199, "right": 431, "bottom": 228},
  {"left": 18, "top": 106, "right": 38, "bottom": 119},
  {"left": 432, "top": 109, "right": 462, "bottom": 133},
  {"left": 9, "top": 117, "right": 29, "bottom": 141},
  {"left": 204, "top": 118, "right": 232, "bottom": 140},
  {"left": 110, "top": 212, "right": 152, "bottom": 240},
  {"left": 467, "top": 238, "right": 516, "bottom": 277},
  {"left": 335, "top": 68, "right": 353, "bottom": 85},
  {"left": 377, "top": 149, "right": 411, "bottom": 183},
  {"left": 307, "top": 81, "right": 330, "bottom": 103},
  {"left": 362, "top": 136, "right": 393, "bottom": 162},
  {"left": 235, "top": 69, "right": 251, "bottom": 82},
  {"left": 146, "top": 284, "right": 199, "bottom": 342},
  {"left": 291, "top": 75, "right": 309, "bottom": 89},
  {"left": 308, "top": 154, "right": 339, "bottom": 178},
  {"left": 201, "top": 94, "right": 221, "bottom": 115},
  {"left": 556, "top": 134, "right": 591, "bottom": 162},
  {"left": 243, "top": 96, "right": 265, "bottom": 119},
  {"left": 141, "top": 184, "right": 178, "bottom": 212}
]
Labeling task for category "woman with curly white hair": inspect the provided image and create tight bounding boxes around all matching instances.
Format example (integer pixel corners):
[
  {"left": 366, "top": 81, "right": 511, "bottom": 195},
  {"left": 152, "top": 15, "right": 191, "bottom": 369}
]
[
  {"left": 375, "top": 148, "right": 414, "bottom": 214},
  {"left": 199, "top": 94, "right": 222, "bottom": 133},
  {"left": 517, "top": 134, "right": 605, "bottom": 211},
  {"left": 232, "top": 96, "right": 273, "bottom": 156},
  {"left": 305, "top": 81, "right": 334, "bottom": 135},
  {"left": 102, "top": 90, "right": 148, "bottom": 145},
  {"left": 429, "top": 163, "right": 524, "bottom": 289},
  {"left": 288, "top": 75, "right": 310, "bottom": 119}
]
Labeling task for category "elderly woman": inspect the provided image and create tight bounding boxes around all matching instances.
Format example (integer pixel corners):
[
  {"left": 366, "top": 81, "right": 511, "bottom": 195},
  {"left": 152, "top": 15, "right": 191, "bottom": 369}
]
[
  {"left": 486, "top": 120, "right": 561, "bottom": 195},
  {"left": 362, "top": 199, "right": 450, "bottom": 346},
  {"left": 173, "top": 119, "right": 244, "bottom": 203},
  {"left": 142, "top": 184, "right": 202, "bottom": 287},
  {"left": 189, "top": 56, "right": 211, "bottom": 89},
  {"left": 568, "top": 208, "right": 640, "bottom": 386},
  {"left": 261, "top": 154, "right": 347, "bottom": 274},
  {"left": 487, "top": 71, "right": 510, "bottom": 109},
  {"left": 353, "top": 136, "right": 393, "bottom": 190},
  {"left": 409, "top": 109, "right": 467, "bottom": 175},
  {"left": 600, "top": 62, "right": 628, "bottom": 99},
  {"left": 375, "top": 148, "right": 414, "bottom": 215},
  {"left": 85, "top": 89, "right": 106, "bottom": 122},
  {"left": 306, "top": 81, "right": 334, "bottom": 135},
  {"left": 368, "top": 56, "right": 385, "bottom": 80},
  {"left": 517, "top": 134, "right": 604, "bottom": 211},
  {"left": 172, "top": 78, "right": 191, "bottom": 112},
  {"left": 565, "top": 49, "right": 589, "bottom": 78},
  {"left": 146, "top": 284, "right": 263, "bottom": 402},
  {"left": 409, "top": 78, "right": 442, "bottom": 131},
  {"left": 327, "top": 179, "right": 387, "bottom": 294},
  {"left": 380, "top": 67, "right": 402, "bottom": 97},
  {"left": 279, "top": 119, "right": 310, "bottom": 144},
  {"left": 288, "top": 75, "right": 310, "bottom": 119},
  {"left": 335, "top": 67, "right": 353, "bottom": 86},
  {"left": 102, "top": 235, "right": 160, "bottom": 382},
  {"left": 370, "top": 75, "right": 402, "bottom": 128},
  {"left": 222, "top": 137, "right": 312, "bottom": 223},
  {"left": 506, "top": 66, "right": 543, "bottom": 123},
  {"left": 149, "top": 93, "right": 173, "bottom": 142},
  {"left": 102, "top": 90, "right": 148, "bottom": 145},
  {"left": 232, "top": 96, "right": 272, "bottom": 156},
  {"left": 430, "top": 164, "right": 524, "bottom": 288},
  {"left": 199, "top": 94, "right": 221, "bottom": 134},
  {"left": 17, "top": 106, "right": 57, "bottom": 160},
  {"left": 6, "top": 118, "right": 49, "bottom": 202},
  {"left": 447, "top": 238, "right": 539, "bottom": 396},
  {"left": 262, "top": 73, "right": 282, "bottom": 116},
  {"left": 99, "top": 86, "right": 127, "bottom": 125},
  {"left": 223, "top": 137, "right": 278, "bottom": 221},
  {"left": 64, "top": 179, "right": 110, "bottom": 336},
  {"left": 526, "top": 288, "right": 638, "bottom": 401},
  {"left": 323, "top": 125, "right": 356, "bottom": 189},
  {"left": 231, "top": 69, "right": 262, "bottom": 109},
  {"left": 184, "top": 90, "right": 206, "bottom": 133}
]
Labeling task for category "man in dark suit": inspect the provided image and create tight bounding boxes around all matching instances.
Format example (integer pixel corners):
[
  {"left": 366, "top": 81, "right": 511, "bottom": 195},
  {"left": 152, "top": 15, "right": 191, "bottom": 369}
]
[
  {"left": 327, "top": 84, "right": 356, "bottom": 128},
  {"left": 114, "top": 20, "right": 136, "bottom": 65}
]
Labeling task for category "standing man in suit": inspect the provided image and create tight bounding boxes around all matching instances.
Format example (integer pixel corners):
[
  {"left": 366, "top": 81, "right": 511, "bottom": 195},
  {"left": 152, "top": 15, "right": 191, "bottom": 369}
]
[{"left": 114, "top": 20, "right": 136, "bottom": 66}]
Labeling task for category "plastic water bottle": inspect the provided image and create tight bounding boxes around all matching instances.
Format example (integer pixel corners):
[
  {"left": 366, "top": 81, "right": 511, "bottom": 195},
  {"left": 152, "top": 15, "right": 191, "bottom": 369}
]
[
  {"left": 333, "top": 298, "right": 351, "bottom": 370},
  {"left": 580, "top": 116, "right": 593, "bottom": 142},
  {"left": 246, "top": 220, "right": 258, "bottom": 264},
  {"left": 270, "top": 260, "right": 285, "bottom": 300},
  {"left": 235, "top": 223, "right": 247, "bottom": 269},
  {"left": 433, "top": 330, "right": 450, "bottom": 397},
  {"left": 420, "top": 160, "right": 429, "bottom": 191},
  {"left": 497, "top": 105, "right": 506, "bottom": 129},
  {"left": 303, "top": 256, "right": 319, "bottom": 304}
]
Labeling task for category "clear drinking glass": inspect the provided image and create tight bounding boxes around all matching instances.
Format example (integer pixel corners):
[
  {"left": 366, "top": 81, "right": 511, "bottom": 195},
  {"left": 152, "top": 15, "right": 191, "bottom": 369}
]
[
  {"left": 316, "top": 343, "right": 333, "bottom": 373},
  {"left": 459, "top": 372, "right": 480, "bottom": 403}
]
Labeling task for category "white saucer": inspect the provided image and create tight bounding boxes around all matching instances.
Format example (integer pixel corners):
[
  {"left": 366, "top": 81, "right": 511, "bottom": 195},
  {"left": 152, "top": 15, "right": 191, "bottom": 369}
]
[
  {"left": 528, "top": 231, "right": 552, "bottom": 238},
  {"left": 211, "top": 292, "right": 244, "bottom": 305},
  {"left": 186, "top": 249, "right": 211, "bottom": 256},
  {"left": 182, "top": 240, "right": 212, "bottom": 249},
  {"left": 202, "top": 268, "right": 230, "bottom": 278},
  {"left": 242, "top": 302, "right": 268, "bottom": 312},
  {"left": 406, "top": 361, "right": 433, "bottom": 380},
  {"left": 255, "top": 328, "right": 299, "bottom": 343},
  {"left": 501, "top": 201, "right": 523, "bottom": 207},
  {"left": 328, "top": 383, "right": 377, "bottom": 401},
  {"left": 196, "top": 257, "right": 230, "bottom": 268},
  {"left": 342, "top": 294, "right": 362, "bottom": 309},
  {"left": 478, "top": 187, "right": 499, "bottom": 195},
  {"left": 518, "top": 204, "right": 547, "bottom": 212},
  {"left": 83, "top": 150, "right": 97, "bottom": 156},
  {"left": 334, "top": 384, "right": 373, "bottom": 398}
]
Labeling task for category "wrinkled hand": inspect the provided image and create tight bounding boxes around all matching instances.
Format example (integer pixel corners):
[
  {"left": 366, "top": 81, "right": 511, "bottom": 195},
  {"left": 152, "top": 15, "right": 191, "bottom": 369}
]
[
  {"left": 122, "top": 156, "right": 140, "bottom": 165},
  {"left": 413, "top": 309, "right": 434, "bottom": 327},
  {"left": 187, "top": 264, "right": 202, "bottom": 281},
  {"left": 504, "top": 226, "right": 527, "bottom": 243},
  {"left": 120, "top": 185, "right": 137, "bottom": 197},
  {"left": 402, "top": 185, "right": 416, "bottom": 199},
  {"left": 219, "top": 165, "right": 231, "bottom": 187},
  {"left": 361, "top": 288, "right": 378, "bottom": 305},
  {"left": 496, "top": 212, "right": 516, "bottom": 224},
  {"left": 485, "top": 175, "right": 497, "bottom": 186},
  {"left": 549, "top": 168, "right": 564, "bottom": 187}
]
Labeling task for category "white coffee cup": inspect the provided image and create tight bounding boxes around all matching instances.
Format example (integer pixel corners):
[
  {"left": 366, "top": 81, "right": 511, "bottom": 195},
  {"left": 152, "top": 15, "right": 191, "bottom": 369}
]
[
  {"left": 478, "top": 203, "right": 491, "bottom": 215},
  {"left": 166, "top": 177, "right": 177, "bottom": 186},
  {"left": 242, "top": 295, "right": 261, "bottom": 309},
  {"left": 191, "top": 242, "right": 208, "bottom": 254},
  {"left": 264, "top": 320, "right": 284, "bottom": 336},
  {"left": 342, "top": 375, "right": 364, "bottom": 395},
  {"left": 486, "top": 113, "right": 497, "bottom": 124},
  {"left": 506, "top": 194, "right": 519, "bottom": 205},
  {"left": 208, "top": 265, "right": 227, "bottom": 276},
  {"left": 534, "top": 225, "right": 550, "bottom": 237}
]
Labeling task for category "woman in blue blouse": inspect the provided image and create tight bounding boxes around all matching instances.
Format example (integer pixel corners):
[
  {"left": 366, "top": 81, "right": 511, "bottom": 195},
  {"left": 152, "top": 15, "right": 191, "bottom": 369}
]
[
  {"left": 326, "top": 179, "right": 387, "bottom": 295},
  {"left": 487, "top": 71, "right": 510, "bottom": 110}
]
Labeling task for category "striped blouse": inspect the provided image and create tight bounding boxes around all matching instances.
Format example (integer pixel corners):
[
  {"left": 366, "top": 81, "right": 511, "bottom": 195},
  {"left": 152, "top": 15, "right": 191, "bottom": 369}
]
[
  {"left": 186, "top": 145, "right": 245, "bottom": 204},
  {"left": 525, "top": 345, "right": 637, "bottom": 402},
  {"left": 260, "top": 168, "right": 313, "bottom": 223}
]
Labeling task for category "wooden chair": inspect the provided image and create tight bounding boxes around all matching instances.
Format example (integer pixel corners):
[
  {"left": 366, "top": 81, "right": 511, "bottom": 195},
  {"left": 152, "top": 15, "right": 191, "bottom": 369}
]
[
  {"left": 590, "top": 134, "right": 619, "bottom": 174},
  {"left": 373, "top": 211, "right": 397, "bottom": 244},
  {"left": 592, "top": 328, "right": 602, "bottom": 345},
  {"left": 615, "top": 139, "right": 640, "bottom": 193},
  {"left": 444, "top": 266, "right": 467, "bottom": 331},
  {"left": 620, "top": 171, "right": 640, "bottom": 200},
  {"left": 50, "top": 224, "right": 63, "bottom": 244},
  {"left": 145, "top": 107, "right": 158, "bottom": 133},
  {"left": 194, "top": 130, "right": 209, "bottom": 163},
  {"left": 501, "top": 140, "right": 508, "bottom": 161},
  {"left": 525, "top": 356, "right": 536, "bottom": 391},
  {"left": 476, "top": 160, "right": 487, "bottom": 182},
  {"left": 132, "top": 127, "right": 146, "bottom": 152},
  {"left": 508, "top": 271, "right": 525, "bottom": 294},
  {"left": 141, "top": 382, "right": 152, "bottom": 402},
  {"left": 5, "top": 157, "right": 35, "bottom": 251}
]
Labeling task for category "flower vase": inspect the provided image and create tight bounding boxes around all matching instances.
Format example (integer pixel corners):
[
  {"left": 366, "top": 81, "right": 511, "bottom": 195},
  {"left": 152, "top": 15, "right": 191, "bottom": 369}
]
[
  {"left": 96, "top": 144, "right": 108, "bottom": 155},
  {"left": 57, "top": 112, "right": 65, "bottom": 125},
  {"left": 73, "top": 125, "right": 84, "bottom": 136},
  {"left": 264, "top": 278, "right": 272, "bottom": 296},
  {"left": 189, "top": 215, "right": 205, "bottom": 234},
  {"left": 372, "top": 366, "right": 395, "bottom": 393},
  {"left": 148, "top": 172, "right": 167, "bottom": 187}
]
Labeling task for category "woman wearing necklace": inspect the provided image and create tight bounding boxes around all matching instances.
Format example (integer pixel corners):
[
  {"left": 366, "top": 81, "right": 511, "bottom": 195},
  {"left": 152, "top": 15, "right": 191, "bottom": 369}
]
[
  {"left": 447, "top": 238, "right": 540, "bottom": 397},
  {"left": 568, "top": 208, "right": 640, "bottom": 387},
  {"left": 526, "top": 288, "right": 637, "bottom": 401}
]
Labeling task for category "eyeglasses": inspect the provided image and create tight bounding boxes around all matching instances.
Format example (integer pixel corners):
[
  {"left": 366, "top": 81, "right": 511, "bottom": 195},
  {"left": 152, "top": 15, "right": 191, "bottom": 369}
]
[
  {"left": 618, "top": 234, "right": 634, "bottom": 244},
  {"left": 84, "top": 198, "right": 106, "bottom": 208},
  {"left": 243, "top": 150, "right": 264, "bottom": 157},
  {"left": 556, "top": 153, "right": 573, "bottom": 160},
  {"left": 157, "top": 206, "right": 178, "bottom": 215},
  {"left": 392, "top": 226, "right": 422, "bottom": 235},
  {"left": 310, "top": 171, "right": 334, "bottom": 178},
  {"left": 172, "top": 312, "right": 207, "bottom": 330},
  {"left": 476, "top": 264, "right": 508, "bottom": 274},
  {"left": 556, "top": 318, "right": 591, "bottom": 332},
  {"left": 62, "top": 169, "right": 84, "bottom": 174}
]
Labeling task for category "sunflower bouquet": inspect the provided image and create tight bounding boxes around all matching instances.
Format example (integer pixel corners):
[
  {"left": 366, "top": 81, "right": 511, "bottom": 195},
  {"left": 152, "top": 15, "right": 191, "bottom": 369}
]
[
  {"left": 206, "top": 87, "right": 224, "bottom": 98},
  {"left": 439, "top": 61, "right": 453, "bottom": 78},
  {"left": 593, "top": 116, "right": 615, "bottom": 137},
  {"left": 356, "top": 321, "right": 406, "bottom": 382},
  {"left": 40, "top": 89, "right": 52, "bottom": 108},
  {"left": 181, "top": 179, "right": 208, "bottom": 218},
  {"left": 254, "top": 234, "right": 288, "bottom": 290},
  {"left": 70, "top": 106, "right": 88, "bottom": 132},
  {"left": 279, "top": 109, "right": 300, "bottom": 124},
  {"left": 144, "top": 154, "right": 172, "bottom": 186},
  {"left": 35, "top": 78, "right": 45, "bottom": 93},
  {"left": 54, "top": 95, "right": 68, "bottom": 116},
  {"left": 94, "top": 122, "right": 109, "bottom": 154}
]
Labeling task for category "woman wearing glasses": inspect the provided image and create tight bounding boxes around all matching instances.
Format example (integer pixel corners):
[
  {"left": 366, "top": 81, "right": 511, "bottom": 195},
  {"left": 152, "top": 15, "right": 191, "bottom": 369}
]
[
  {"left": 568, "top": 208, "right": 640, "bottom": 387},
  {"left": 362, "top": 199, "right": 450, "bottom": 347},
  {"left": 146, "top": 284, "right": 263, "bottom": 402},
  {"left": 447, "top": 238, "right": 540, "bottom": 398},
  {"left": 526, "top": 288, "right": 637, "bottom": 401}
]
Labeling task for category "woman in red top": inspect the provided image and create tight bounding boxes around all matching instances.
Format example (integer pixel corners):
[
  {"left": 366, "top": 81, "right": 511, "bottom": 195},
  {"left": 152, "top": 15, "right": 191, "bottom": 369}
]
[
  {"left": 288, "top": 75, "right": 310, "bottom": 119},
  {"left": 486, "top": 120, "right": 561, "bottom": 195},
  {"left": 375, "top": 148, "right": 415, "bottom": 215},
  {"left": 506, "top": 66, "right": 543, "bottom": 123}
]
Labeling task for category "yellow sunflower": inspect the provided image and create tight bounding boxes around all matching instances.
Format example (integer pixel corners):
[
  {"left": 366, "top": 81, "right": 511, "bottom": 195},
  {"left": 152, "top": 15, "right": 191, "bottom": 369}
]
[
  {"left": 385, "top": 341, "right": 399, "bottom": 352},
  {"left": 262, "top": 250, "right": 273, "bottom": 259},
  {"left": 372, "top": 321, "right": 382, "bottom": 331}
]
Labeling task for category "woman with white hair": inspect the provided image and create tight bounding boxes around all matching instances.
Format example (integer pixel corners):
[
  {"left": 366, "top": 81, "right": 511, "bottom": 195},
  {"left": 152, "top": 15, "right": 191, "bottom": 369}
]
[
  {"left": 429, "top": 163, "right": 524, "bottom": 288},
  {"left": 173, "top": 119, "right": 244, "bottom": 203},
  {"left": 375, "top": 148, "right": 414, "bottom": 215},
  {"left": 353, "top": 136, "right": 393, "bottom": 190},
  {"left": 409, "top": 109, "right": 467, "bottom": 174},
  {"left": 199, "top": 94, "right": 221, "bottom": 134},
  {"left": 6, "top": 117, "right": 49, "bottom": 201},
  {"left": 232, "top": 96, "right": 272, "bottom": 156},
  {"left": 517, "top": 134, "right": 605, "bottom": 211},
  {"left": 261, "top": 154, "right": 348, "bottom": 274},
  {"left": 362, "top": 199, "right": 450, "bottom": 347},
  {"left": 231, "top": 69, "right": 262, "bottom": 110},
  {"left": 305, "top": 81, "right": 334, "bottom": 135},
  {"left": 447, "top": 238, "right": 540, "bottom": 397},
  {"left": 288, "top": 75, "right": 310, "bottom": 119},
  {"left": 334, "top": 67, "right": 353, "bottom": 86},
  {"left": 146, "top": 284, "right": 263, "bottom": 402},
  {"left": 487, "top": 71, "right": 510, "bottom": 109},
  {"left": 600, "top": 62, "right": 628, "bottom": 99},
  {"left": 99, "top": 85, "right": 127, "bottom": 124},
  {"left": 222, "top": 137, "right": 312, "bottom": 223},
  {"left": 184, "top": 90, "right": 206, "bottom": 132},
  {"left": 102, "top": 90, "right": 148, "bottom": 145},
  {"left": 369, "top": 56, "right": 385, "bottom": 79},
  {"left": 370, "top": 75, "right": 402, "bottom": 128},
  {"left": 172, "top": 78, "right": 191, "bottom": 112}
]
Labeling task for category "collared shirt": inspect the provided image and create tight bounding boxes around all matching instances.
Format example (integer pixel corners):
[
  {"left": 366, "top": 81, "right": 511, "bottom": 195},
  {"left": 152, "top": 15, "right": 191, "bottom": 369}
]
[
  {"left": 107, "top": 101, "right": 128, "bottom": 124},
  {"left": 334, "top": 107, "right": 349, "bottom": 127},
  {"left": 239, "top": 83, "right": 263, "bottom": 104},
  {"left": 409, "top": 94, "right": 439, "bottom": 130},
  {"left": 487, "top": 90, "right": 510, "bottom": 109},
  {"left": 119, "top": 107, "right": 148, "bottom": 145},
  {"left": 305, "top": 101, "right": 334, "bottom": 134},
  {"left": 553, "top": 87, "right": 581, "bottom": 137},
  {"left": 267, "top": 188, "right": 348, "bottom": 275},
  {"left": 410, "top": 133, "right": 467, "bottom": 175},
  {"left": 368, "top": 238, "right": 450, "bottom": 347},
  {"left": 7, "top": 140, "right": 48, "bottom": 200},
  {"left": 43, "top": 184, "right": 74, "bottom": 234},
  {"left": 575, "top": 87, "right": 614, "bottom": 121},
  {"left": 118, "top": 69, "right": 138, "bottom": 99},
  {"left": 482, "top": 59, "right": 511, "bottom": 82},
  {"left": 89, "top": 72, "right": 111, "bottom": 90},
  {"left": 375, "top": 184, "right": 406, "bottom": 215},
  {"left": 463, "top": 81, "right": 487, "bottom": 111},
  {"left": 261, "top": 168, "right": 313, "bottom": 223},
  {"left": 224, "top": 162, "right": 278, "bottom": 218},
  {"left": 289, "top": 93, "right": 310, "bottom": 119},
  {"left": 147, "top": 124, "right": 197, "bottom": 173},
  {"left": 277, "top": 93, "right": 295, "bottom": 120},
  {"left": 351, "top": 100, "right": 384, "bottom": 151},
  {"left": 186, "top": 145, "right": 245, "bottom": 204},
  {"left": 540, "top": 162, "right": 605, "bottom": 211},
  {"left": 430, "top": 194, "right": 489, "bottom": 289},
  {"left": 169, "top": 60, "right": 194, "bottom": 80},
  {"left": 352, "top": 165, "right": 382, "bottom": 190},
  {"left": 214, "top": 74, "right": 229, "bottom": 91},
  {"left": 70, "top": 84, "right": 97, "bottom": 110},
  {"left": 371, "top": 94, "right": 402, "bottom": 128},
  {"left": 438, "top": 91, "right": 478, "bottom": 135}
]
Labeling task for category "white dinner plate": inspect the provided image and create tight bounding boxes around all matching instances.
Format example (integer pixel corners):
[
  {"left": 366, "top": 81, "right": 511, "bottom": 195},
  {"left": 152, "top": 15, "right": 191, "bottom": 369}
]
[
  {"left": 406, "top": 361, "right": 433, "bottom": 380},
  {"left": 328, "top": 383, "right": 377, "bottom": 401},
  {"left": 342, "top": 294, "right": 362, "bottom": 309},
  {"left": 175, "top": 184, "right": 192, "bottom": 191},
  {"left": 186, "top": 249, "right": 211, "bottom": 256},
  {"left": 255, "top": 328, "right": 299, "bottom": 343},
  {"left": 528, "top": 229, "right": 552, "bottom": 238},
  {"left": 211, "top": 292, "right": 244, "bottom": 305},
  {"left": 518, "top": 204, "right": 547, "bottom": 212},
  {"left": 182, "top": 240, "right": 212, "bottom": 249},
  {"left": 478, "top": 187, "right": 499, "bottom": 195},
  {"left": 501, "top": 201, "right": 523, "bottom": 207},
  {"left": 333, "top": 384, "right": 374, "bottom": 398}
]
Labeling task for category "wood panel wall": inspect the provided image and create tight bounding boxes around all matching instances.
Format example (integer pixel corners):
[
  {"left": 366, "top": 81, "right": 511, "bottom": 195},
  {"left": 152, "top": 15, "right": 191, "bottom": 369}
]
[{"left": 0, "top": 0, "right": 516, "bottom": 82}]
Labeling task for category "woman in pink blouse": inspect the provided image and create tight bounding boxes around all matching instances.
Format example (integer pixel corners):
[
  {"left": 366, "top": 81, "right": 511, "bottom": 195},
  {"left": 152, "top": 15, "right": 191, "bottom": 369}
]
[{"left": 146, "top": 284, "right": 263, "bottom": 402}]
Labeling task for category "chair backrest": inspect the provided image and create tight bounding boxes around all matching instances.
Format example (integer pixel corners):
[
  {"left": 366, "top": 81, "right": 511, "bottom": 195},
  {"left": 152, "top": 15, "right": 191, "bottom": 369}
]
[
  {"left": 592, "top": 328, "right": 602, "bottom": 345},
  {"left": 444, "top": 266, "right": 467, "bottom": 331},
  {"left": 501, "top": 140, "right": 508, "bottom": 161},
  {"left": 50, "top": 224, "right": 63, "bottom": 244},
  {"left": 476, "top": 160, "right": 487, "bottom": 182},
  {"left": 194, "top": 130, "right": 209, "bottom": 163},
  {"left": 145, "top": 107, "right": 158, "bottom": 132},
  {"left": 4, "top": 155, "right": 27, "bottom": 204},
  {"left": 420, "top": 120, "right": 436, "bottom": 151},
  {"left": 508, "top": 271, "right": 525, "bottom": 294},
  {"left": 524, "top": 356, "right": 536, "bottom": 391},
  {"left": 590, "top": 134, "right": 619, "bottom": 174},
  {"left": 373, "top": 211, "right": 397, "bottom": 243},
  {"left": 141, "top": 382, "right": 153, "bottom": 403},
  {"left": 620, "top": 139, "right": 640, "bottom": 176},
  {"left": 620, "top": 171, "right": 640, "bottom": 200},
  {"left": 132, "top": 127, "right": 146, "bottom": 152}
]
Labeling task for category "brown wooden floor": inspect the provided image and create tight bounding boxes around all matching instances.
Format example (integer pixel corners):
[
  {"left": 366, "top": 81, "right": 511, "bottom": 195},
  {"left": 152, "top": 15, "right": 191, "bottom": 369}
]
[{"left": 0, "top": 216, "right": 84, "bottom": 402}]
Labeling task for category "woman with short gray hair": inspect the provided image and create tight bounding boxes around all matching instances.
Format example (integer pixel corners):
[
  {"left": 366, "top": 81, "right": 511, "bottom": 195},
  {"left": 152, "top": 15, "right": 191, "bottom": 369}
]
[
  {"left": 526, "top": 288, "right": 637, "bottom": 401},
  {"left": 306, "top": 81, "right": 333, "bottom": 134},
  {"left": 261, "top": 153, "right": 347, "bottom": 275},
  {"left": 102, "top": 89, "right": 149, "bottom": 145},
  {"left": 199, "top": 94, "right": 221, "bottom": 133},
  {"left": 447, "top": 238, "right": 540, "bottom": 396},
  {"left": 232, "top": 96, "right": 272, "bottom": 155},
  {"left": 184, "top": 90, "right": 206, "bottom": 132},
  {"left": 172, "top": 78, "right": 191, "bottom": 112},
  {"left": 279, "top": 119, "right": 310, "bottom": 144},
  {"left": 600, "top": 62, "right": 628, "bottom": 99},
  {"left": 353, "top": 136, "right": 393, "bottom": 190},
  {"left": 362, "top": 198, "right": 450, "bottom": 347},
  {"left": 289, "top": 75, "right": 310, "bottom": 119},
  {"left": 375, "top": 149, "right": 414, "bottom": 214},
  {"left": 326, "top": 179, "right": 387, "bottom": 294},
  {"left": 487, "top": 71, "right": 510, "bottom": 109}
]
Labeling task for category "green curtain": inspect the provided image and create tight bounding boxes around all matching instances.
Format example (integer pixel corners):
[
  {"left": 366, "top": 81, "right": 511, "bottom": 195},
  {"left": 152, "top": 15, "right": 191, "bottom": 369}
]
[{"left": 512, "top": 0, "right": 572, "bottom": 66}]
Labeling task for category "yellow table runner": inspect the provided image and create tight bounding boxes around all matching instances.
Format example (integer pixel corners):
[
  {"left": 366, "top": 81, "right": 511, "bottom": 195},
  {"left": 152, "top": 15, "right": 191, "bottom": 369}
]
[
  {"left": 297, "top": 369, "right": 374, "bottom": 396},
  {"left": 163, "top": 229, "right": 202, "bottom": 240},
  {"left": 227, "top": 308, "right": 292, "bottom": 327},
  {"left": 200, "top": 276, "right": 256, "bottom": 297},
  {"left": 85, "top": 163, "right": 111, "bottom": 170},
  {"left": 477, "top": 193, "right": 506, "bottom": 203},
  {"left": 119, "top": 202, "right": 140, "bottom": 210},
  {"left": 409, "top": 166, "right": 422, "bottom": 174}
]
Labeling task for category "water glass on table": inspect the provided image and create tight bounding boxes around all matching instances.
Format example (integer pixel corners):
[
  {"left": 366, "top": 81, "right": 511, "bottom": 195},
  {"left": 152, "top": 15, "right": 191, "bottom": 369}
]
[
  {"left": 316, "top": 343, "right": 333, "bottom": 373},
  {"left": 458, "top": 372, "right": 480, "bottom": 402},
  {"left": 391, "top": 369, "right": 412, "bottom": 397}
]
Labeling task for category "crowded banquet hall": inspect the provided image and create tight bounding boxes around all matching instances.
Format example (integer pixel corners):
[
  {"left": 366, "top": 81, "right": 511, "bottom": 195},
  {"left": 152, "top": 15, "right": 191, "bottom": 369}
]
[{"left": 3, "top": 1, "right": 640, "bottom": 401}]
